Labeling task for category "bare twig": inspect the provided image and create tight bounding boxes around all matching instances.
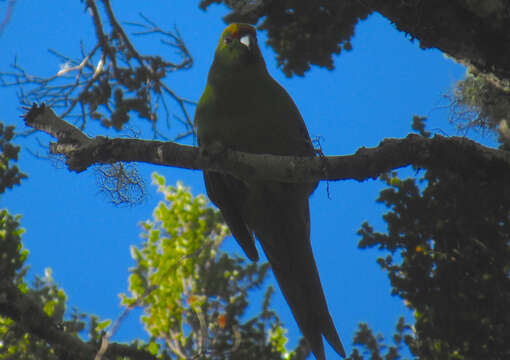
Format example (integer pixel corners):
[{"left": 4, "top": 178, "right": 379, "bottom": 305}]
[
  {"left": 95, "top": 163, "right": 145, "bottom": 206},
  {"left": 1, "top": 1, "right": 194, "bottom": 140},
  {"left": 0, "top": 0, "right": 16, "bottom": 35},
  {"left": 94, "top": 285, "right": 157, "bottom": 360}
]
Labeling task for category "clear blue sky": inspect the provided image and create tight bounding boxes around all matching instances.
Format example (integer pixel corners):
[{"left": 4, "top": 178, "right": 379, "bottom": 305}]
[{"left": 1, "top": 1, "right": 468, "bottom": 358}]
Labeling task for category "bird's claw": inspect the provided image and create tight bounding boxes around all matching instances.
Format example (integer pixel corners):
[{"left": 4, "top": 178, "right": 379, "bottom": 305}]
[{"left": 200, "top": 140, "right": 229, "bottom": 162}]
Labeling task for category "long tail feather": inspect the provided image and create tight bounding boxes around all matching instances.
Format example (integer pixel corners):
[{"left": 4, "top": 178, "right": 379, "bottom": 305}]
[{"left": 251, "top": 189, "right": 345, "bottom": 359}]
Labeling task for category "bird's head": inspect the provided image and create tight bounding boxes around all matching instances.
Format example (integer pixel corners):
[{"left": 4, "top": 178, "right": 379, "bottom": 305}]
[{"left": 212, "top": 23, "right": 265, "bottom": 74}]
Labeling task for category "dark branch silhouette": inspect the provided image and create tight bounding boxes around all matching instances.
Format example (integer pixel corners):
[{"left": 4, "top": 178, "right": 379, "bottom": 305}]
[
  {"left": 0, "top": 2, "right": 194, "bottom": 138},
  {"left": 207, "top": 1, "right": 510, "bottom": 91},
  {"left": 0, "top": 282, "right": 158, "bottom": 360},
  {"left": 23, "top": 103, "right": 510, "bottom": 184}
]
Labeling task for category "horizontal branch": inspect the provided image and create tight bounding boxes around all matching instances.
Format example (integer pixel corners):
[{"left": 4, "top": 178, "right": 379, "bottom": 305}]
[{"left": 23, "top": 103, "right": 510, "bottom": 183}]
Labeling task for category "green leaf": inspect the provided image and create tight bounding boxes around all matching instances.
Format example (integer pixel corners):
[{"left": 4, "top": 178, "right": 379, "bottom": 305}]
[{"left": 95, "top": 319, "right": 112, "bottom": 333}]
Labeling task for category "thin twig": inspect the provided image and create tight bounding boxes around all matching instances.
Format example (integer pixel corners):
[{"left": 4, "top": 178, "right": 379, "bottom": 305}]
[
  {"left": 94, "top": 285, "right": 157, "bottom": 360},
  {"left": 0, "top": 0, "right": 16, "bottom": 35}
]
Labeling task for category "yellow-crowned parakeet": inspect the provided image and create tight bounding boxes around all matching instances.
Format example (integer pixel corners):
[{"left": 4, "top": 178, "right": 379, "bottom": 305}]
[{"left": 195, "top": 23, "right": 345, "bottom": 359}]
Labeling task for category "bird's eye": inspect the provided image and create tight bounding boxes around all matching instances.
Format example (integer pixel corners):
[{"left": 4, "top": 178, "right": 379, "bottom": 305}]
[{"left": 224, "top": 36, "right": 233, "bottom": 44}]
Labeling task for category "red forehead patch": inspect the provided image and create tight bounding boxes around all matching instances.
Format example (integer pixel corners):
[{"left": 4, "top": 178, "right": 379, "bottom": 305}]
[{"left": 224, "top": 23, "right": 256, "bottom": 39}]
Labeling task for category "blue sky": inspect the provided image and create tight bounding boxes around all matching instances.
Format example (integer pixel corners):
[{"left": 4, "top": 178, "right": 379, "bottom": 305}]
[{"left": 1, "top": 1, "right": 469, "bottom": 358}]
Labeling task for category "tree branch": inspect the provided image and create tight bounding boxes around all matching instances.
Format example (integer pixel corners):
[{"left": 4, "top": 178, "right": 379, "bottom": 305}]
[
  {"left": 365, "top": 0, "right": 510, "bottom": 92},
  {"left": 0, "top": 281, "right": 158, "bottom": 360},
  {"left": 208, "top": 1, "right": 510, "bottom": 90},
  {"left": 23, "top": 103, "right": 510, "bottom": 183},
  {"left": 0, "top": 0, "right": 16, "bottom": 35}
]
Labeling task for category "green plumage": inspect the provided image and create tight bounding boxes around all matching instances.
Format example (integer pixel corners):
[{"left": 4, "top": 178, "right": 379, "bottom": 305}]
[{"left": 195, "top": 23, "right": 345, "bottom": 359}]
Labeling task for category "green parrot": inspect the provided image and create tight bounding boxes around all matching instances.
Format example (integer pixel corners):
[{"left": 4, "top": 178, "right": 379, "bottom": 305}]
[{"left": 195, "top": 23, "right": 345, "bottom": 359}]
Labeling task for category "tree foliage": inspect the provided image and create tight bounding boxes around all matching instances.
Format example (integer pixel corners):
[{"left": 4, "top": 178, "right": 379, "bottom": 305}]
[
  {"left": 0, "top": 168, "right": 306, "bottom": 359},
  {"left": 0, "top": 123, "right": 26, "bottom": 193},
  {"left": 200, "top": 0, "right": 371, "bottom": 77},
  {"left": 122, "top": 174, "right": 309, "bottom": 359},
  {"left": 357, "top": 160, "right": 510, "bottom": 358},
  {"left": 345, "top": 317, "right": 413, "bottom": 360},
  {"left": 201, "top": 0, "right": 510, "bottom": 90},
  {"left": 0, "top": 152, "right": 88, "bottom": 359},
  {"left": 2, "top": 1, "right": 510, "bottom": 359}
]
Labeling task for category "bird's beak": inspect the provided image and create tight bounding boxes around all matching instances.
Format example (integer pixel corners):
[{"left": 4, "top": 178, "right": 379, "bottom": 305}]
[{"left": 240, "top": 34, "right": 251, "bottom": 49}]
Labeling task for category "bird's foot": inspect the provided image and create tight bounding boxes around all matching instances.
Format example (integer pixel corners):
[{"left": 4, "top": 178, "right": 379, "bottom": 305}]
[{"left": 199, "top": 140, "right": 229, "bottom": 162}]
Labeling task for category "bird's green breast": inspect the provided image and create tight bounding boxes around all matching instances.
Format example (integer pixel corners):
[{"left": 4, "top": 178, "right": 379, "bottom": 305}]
[{"left": 196, "top": 73, "right": 314, "bottom": 157}]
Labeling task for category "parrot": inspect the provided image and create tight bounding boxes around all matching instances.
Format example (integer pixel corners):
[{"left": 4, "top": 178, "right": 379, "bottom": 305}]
[{"left": 194, "top": 23, "right": 345, "bottom": 359}]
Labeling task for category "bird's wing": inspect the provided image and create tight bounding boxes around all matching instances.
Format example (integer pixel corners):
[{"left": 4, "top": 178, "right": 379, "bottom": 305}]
[
  {"left": 248, "top": 184, "right": 345, "bottom": 359},
  {"left": 204, "top": 171, "right": 259, "bottom": 261}
]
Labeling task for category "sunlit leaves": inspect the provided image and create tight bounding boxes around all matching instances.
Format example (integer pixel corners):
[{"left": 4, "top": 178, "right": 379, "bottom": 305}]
[
  {"left": 122, "top": 172, "right": 307, "bottom": 359},
  {"left": 0, "top": 209, "right": 26, "bottom": 285}
]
